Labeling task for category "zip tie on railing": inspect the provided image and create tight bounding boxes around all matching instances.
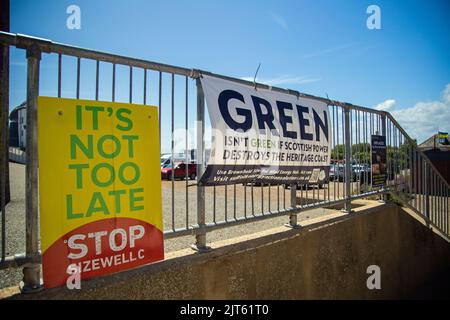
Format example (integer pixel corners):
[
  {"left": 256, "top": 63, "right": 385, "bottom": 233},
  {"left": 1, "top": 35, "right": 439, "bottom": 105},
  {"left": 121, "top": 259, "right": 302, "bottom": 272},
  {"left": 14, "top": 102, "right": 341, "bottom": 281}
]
[
  {"left": 326, "top": 93, "right": 333, "bottom": 106},
  {"left": 288, "top": 89, "right": 301, "bottom": 100},
  {"left": 253, "top": 63, "right": 261, "bottom": 91},
  {"left": 190, "top": 69, "right": 203, "bottom": 79}
]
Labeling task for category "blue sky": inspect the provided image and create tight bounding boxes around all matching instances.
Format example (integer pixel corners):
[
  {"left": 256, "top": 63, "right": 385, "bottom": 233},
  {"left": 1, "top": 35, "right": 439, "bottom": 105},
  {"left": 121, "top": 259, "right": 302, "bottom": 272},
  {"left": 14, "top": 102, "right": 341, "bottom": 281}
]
[{"left": 8, "top": 0, "right": 450, "bottom": 147}]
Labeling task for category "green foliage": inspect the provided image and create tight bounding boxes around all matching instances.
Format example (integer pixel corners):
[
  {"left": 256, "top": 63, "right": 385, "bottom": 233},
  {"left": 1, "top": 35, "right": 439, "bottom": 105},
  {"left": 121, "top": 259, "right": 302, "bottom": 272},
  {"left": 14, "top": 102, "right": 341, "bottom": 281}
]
[
  {"left": 331, "top": 142, "right": 412, "bottom": 167},
  {"left": 331, "top": 143, "right": 371, "bottom": 162}
]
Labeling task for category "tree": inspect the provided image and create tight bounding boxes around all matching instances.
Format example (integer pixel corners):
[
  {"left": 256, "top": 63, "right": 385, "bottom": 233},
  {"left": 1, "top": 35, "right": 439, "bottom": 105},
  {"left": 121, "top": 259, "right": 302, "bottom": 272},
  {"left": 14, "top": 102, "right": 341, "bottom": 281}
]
[{"left": 331, "top": 143, "right": 371, "bottom": 163}]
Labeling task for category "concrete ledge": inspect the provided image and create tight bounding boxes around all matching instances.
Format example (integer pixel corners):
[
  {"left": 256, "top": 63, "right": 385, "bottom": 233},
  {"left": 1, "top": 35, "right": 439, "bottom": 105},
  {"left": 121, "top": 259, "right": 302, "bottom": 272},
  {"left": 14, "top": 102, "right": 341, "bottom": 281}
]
[{"left": 2, "top": 200, "right": 450, "bottom": 299}]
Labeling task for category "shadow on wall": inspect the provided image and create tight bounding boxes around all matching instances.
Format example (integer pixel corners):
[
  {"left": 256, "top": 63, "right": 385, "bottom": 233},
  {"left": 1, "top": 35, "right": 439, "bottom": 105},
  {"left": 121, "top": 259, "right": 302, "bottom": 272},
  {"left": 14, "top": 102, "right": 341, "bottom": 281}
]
[{"left": 2, "top": 201, "right": 450, "bottom": 300}]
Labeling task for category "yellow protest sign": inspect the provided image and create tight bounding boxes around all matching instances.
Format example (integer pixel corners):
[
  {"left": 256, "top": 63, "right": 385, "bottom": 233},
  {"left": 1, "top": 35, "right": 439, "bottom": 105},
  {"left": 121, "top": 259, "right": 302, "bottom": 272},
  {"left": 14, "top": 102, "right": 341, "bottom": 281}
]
[{"left": 38, "top": 97, "right": 163, "bottom": 289}]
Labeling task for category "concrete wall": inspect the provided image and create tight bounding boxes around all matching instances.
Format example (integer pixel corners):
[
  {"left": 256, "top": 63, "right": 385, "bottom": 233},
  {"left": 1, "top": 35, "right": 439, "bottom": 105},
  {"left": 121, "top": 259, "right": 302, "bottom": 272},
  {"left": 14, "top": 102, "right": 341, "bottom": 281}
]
[{"left": 3, "top": 201, "right": 450, "bottom": 299}]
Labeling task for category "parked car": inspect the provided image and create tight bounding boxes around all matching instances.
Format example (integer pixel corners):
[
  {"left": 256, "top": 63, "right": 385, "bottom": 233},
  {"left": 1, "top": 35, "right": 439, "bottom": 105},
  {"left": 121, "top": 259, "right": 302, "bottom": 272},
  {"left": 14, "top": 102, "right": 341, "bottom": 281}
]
[
  {"left": 160, "top": 154, "right": 189, "bottom": 168},
  {"left": 284, "top": 169, "right": 329, "bottom": 190},
  {"left": 330, "top": 163, "right": 345, "bottom": 181},
  {"left": 352, "top": 164, "right": 371, "bottom": 181},
  {"left": 330, "top": 163, "right": 371, "bottom": 182},
  {"left": 242, "top": 181, "right": 271, "bottom": 187},
  {"left": 160, "top": 154, "right": 171, "bottom": 168},
  {"left": 284, "top": 182, "right": 326, "bottom": 190},
  {"left": 161, "top": 162, "right": 197, "bottom": 180}
]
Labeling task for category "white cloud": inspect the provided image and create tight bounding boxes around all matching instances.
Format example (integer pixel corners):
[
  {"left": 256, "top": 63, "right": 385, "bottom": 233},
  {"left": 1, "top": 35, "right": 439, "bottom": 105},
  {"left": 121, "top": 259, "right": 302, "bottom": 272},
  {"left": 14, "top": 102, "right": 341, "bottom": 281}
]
[
  {"left": 375, "top": 99, "right": 396, "bottom": 111},
  {"left": 442, "top": 83, "right": 450, "bottom": 104},
  {"left": 269, "top": 12, "right": 289, "bottom": 31},
  {"left": 376, "top": 84, "right": 450, "bottom": 143},
  {"left": 240, "top": 75, "right": 320, "bottom": 87},
  {"left": 300, "top": 43, "right": 355, "bottom": 59}
]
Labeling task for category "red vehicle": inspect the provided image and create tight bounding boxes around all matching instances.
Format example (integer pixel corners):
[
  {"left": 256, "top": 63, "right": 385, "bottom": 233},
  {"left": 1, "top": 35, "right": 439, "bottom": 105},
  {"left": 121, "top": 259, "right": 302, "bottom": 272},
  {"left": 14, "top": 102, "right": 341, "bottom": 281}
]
[{"left": 161, "top": 162, "right": 197, "bottom": 180}]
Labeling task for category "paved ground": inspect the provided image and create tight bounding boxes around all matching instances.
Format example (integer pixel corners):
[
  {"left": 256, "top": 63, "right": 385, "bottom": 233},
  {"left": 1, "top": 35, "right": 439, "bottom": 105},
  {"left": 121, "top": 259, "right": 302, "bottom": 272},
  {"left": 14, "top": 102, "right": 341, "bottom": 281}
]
[
  {"left": 0, "top": 163, "right": 26, "bottom": 289},
  {"left": 0, "top": 162, "right": 356, "bottom": 289}
]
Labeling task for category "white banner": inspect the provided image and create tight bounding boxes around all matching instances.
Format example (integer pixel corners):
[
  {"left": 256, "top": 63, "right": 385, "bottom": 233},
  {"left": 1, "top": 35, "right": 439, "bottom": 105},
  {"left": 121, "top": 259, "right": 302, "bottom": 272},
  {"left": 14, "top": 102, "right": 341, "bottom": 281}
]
[{"left": 200, "top": 75, "right": 331, "bottom": 185}]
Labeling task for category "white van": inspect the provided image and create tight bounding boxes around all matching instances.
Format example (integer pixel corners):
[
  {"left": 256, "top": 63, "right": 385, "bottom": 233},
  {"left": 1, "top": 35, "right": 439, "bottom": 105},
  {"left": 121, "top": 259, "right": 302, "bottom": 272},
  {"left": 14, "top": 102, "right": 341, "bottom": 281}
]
[
  {"left": 160, "top": 153, "right": 193, "bottom": 168},
  {"left": 160, "top": 154, "right": 172, "bottom": 168}
]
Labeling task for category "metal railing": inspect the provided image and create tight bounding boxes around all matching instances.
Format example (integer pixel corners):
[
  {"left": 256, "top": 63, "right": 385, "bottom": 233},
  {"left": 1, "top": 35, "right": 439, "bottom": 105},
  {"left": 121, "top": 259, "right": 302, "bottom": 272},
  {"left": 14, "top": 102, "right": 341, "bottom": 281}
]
[{"left": 0, "top": 32, "right": 449, "bottom": 291}]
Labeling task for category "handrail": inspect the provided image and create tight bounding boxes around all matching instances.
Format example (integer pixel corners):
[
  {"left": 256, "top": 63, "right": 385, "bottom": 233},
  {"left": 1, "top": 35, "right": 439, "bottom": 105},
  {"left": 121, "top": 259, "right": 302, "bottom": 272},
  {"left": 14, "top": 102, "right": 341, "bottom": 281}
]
[
  {"left": 386, "top": 113, "right": 450, "bottom": 189},
  {"left": 0, "top": 31, "right": 386, "bottom": 115},
  {"left": 2, "top": 31, "right": 445, "bottom": 187},
  {"left": 1, "top": 31, "right": 193, "bottom": 76},
  {"left": 1, "top": 31, "right": 447, "bottom": 195}
]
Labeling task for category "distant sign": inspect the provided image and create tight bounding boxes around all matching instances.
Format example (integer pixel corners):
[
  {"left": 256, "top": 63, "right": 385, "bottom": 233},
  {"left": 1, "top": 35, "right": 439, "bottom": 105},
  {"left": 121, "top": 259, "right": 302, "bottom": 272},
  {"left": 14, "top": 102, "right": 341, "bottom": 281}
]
[
  {"left": 371, "top": 135, "right": 387, "bottom": 188},
  {"left": 38, "top": 97, "right": 164, "bottom": 289},
  {"left": 199, "top": 75, "right": 331, "bottom": 186},
  {"left": 438, "top": 131, "right": 449, "bottom": 145}
]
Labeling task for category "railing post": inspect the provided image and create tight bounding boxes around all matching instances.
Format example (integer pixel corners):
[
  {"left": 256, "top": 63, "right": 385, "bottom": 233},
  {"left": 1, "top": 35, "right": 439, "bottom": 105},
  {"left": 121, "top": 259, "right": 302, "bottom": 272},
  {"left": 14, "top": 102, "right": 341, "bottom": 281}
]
[
  {"left": 286, "top": 184, "right": 299, "bottom": 228},
  {"left": 192, "top": 77, "right": 210, "bottom": 252},
  {"left": 21, "top": 44, "right": 43, "bottom": 293},
  {"left": 380, "top": 114, "right": 387, "bottom": 202},
  {"left": 343, "top": 107, "right": 353, "bottom": 213},
  {"left": 1, "top": 0, "right": 11, "bottom": 263},
  {"left": 0, "top": 43, "right": 8, "bottom": 263},
  {"left": 425, "top": 163, "right": 430, "bottom": 224}
]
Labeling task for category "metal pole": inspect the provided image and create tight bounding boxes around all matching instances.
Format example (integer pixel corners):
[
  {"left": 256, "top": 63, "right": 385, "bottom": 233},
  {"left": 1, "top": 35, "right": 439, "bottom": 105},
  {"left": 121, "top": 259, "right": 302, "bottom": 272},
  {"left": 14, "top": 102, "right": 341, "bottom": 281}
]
[
  {"left": 76, "top": 57, "right": 80, "bottom": 99},
  {"left": 286, "top": 184, "right": 299, "bottom": 228},
  {"left": 171, "top": 74, "right": 175, "bottom": 231},
  {"left": 95, "top": 60, "right": 99, "bottom": 101},
  {"left": 57, "top": 54, "right": 62, "bottom": 98},
  {"left": 0, "top": 0, "right": 11, "bottom": 245},
  {"left": 185, "top": 76, "right": 189, "bottom": 229},
  {"left": 380, "top": 114, "right": 387, "bottom": 202},
  {"left": 22, "top": 45, "right": 43, "bottom": 292},
  {"left": 129, "top": 66, "right": 133, "bottom": 104},
  {"left": 446, "top": 186, "right": 448, "bottom": 235},
  {"left": 192, "top": 77, "right": 210, "bottom": 252},
  {"left": 0, "top": 44, "right": 7, "bottom": 263},
  {"left": 343, "top": 108, "right": 352, "bottom": 213},
  {"left": 158, "top": 71, "right": 162, "bottom": 150},
  {"left": 112, "top": 63, "right": 116, "bottom": 102},
  {"left": 424, "top": 163, "right": 430, "bottom": 225}
]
